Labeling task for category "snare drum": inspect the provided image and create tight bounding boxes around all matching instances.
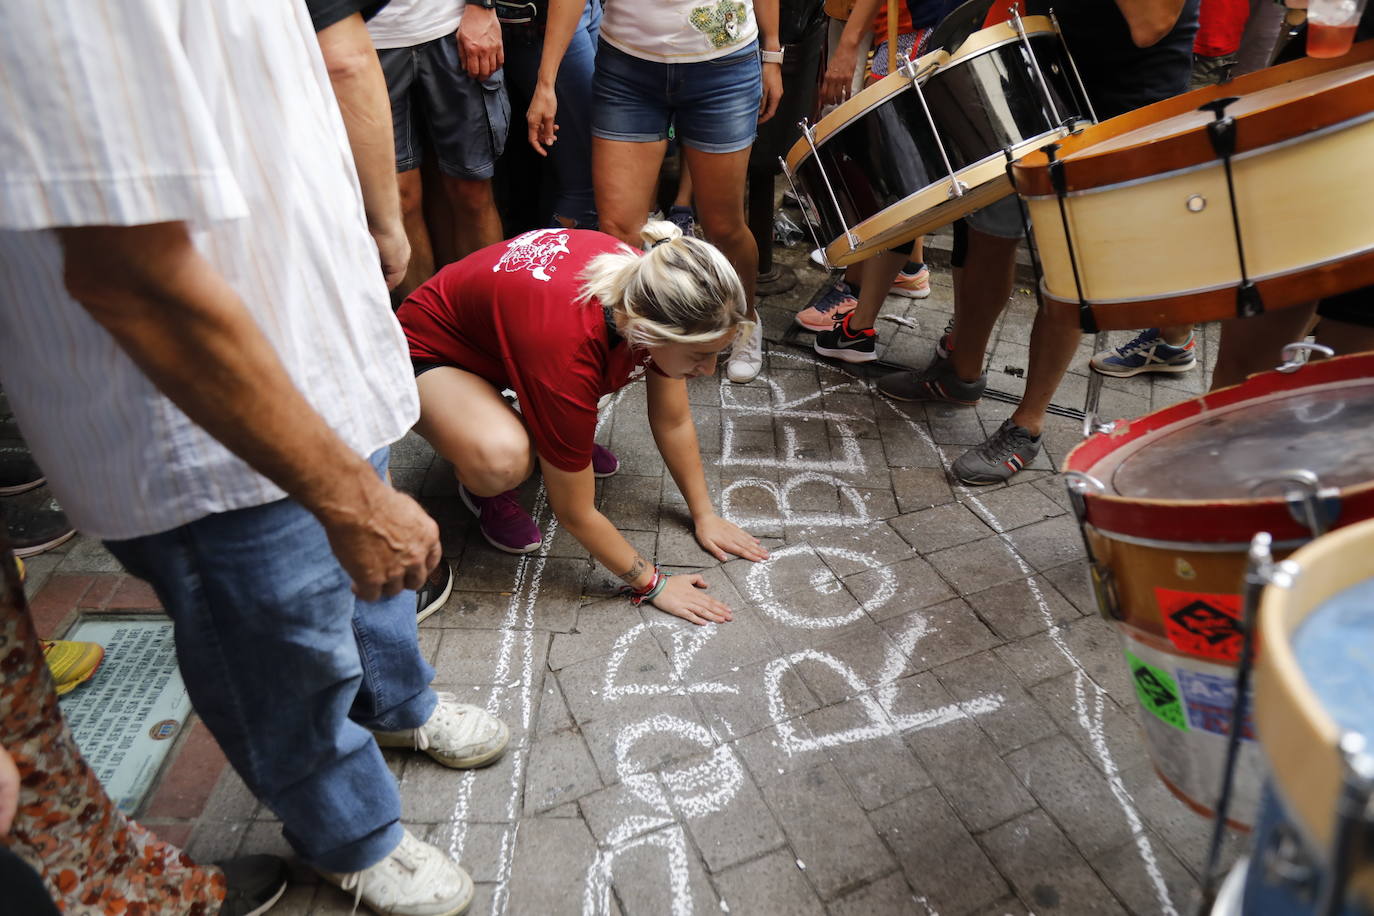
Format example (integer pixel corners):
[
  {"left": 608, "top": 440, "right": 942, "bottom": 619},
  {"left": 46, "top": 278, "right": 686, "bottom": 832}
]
[
  {"left": 1062, "top": 351, "right": 1374, "bottom": 827},
  {"left": 783, "top": 2, "right": 1091, "bottom": 267},
  {"left": 1223, "top": 519, "right": 1374, "bottom": 914},
  {"left": 1013, "top": 40, "right": 1374, "bottom": 332}
]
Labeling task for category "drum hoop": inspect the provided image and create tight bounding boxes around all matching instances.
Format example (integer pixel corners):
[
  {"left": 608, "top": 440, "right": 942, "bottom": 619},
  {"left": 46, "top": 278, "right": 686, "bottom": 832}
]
[
  {"left": 943, "top": 16, "right": 1057, "bottom": 64},
  {"left": 1038, "top": 237, "right": 1374, "bottom": 307},
  {"left": 1020, "top": 106, "right": 1374, "bottom": 202},
  {"left": 1084, "top": 527, "right": 1309, "bottom": 553},
  {"left": 1011, "top": 40, "right": 1374, "bottom": 197}
]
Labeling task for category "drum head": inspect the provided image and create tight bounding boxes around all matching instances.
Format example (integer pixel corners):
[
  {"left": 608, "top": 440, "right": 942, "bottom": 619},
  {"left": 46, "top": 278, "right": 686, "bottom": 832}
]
[
  {"left": 1294, "top": 576, "right": 1374, "bottom": 742},
  {"left": 1104, "top": 377, "right": 1374, "bottom": 500},
  {"left": 925, "top": 0, "right": 996, "bottom": 55}
]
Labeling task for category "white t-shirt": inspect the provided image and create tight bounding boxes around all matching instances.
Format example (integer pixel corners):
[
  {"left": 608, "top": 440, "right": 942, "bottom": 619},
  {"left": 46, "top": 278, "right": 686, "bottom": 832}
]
[
  {"left": 367, "top": 0, "right": 465, "bottom": 50},
  {"left": 0, "top": 0, "right": 419, "bottom": 540},
  {"left": 600, "top": 0, "right": 759, "bottom": 63}
]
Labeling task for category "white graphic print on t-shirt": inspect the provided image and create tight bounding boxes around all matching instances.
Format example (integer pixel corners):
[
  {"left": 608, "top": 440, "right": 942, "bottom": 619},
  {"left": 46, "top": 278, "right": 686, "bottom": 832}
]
[{"left": 493, "top": 229, "right": 572, "bottom": 282}]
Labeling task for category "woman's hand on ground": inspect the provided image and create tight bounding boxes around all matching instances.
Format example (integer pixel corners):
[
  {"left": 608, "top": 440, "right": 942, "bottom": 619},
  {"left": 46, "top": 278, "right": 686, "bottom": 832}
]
[
  {"left": 650, "top": 574, "right": 733, "bottom": 625},
  {"left": 694, "top": 514, "right": 770, "bottom": 562}
]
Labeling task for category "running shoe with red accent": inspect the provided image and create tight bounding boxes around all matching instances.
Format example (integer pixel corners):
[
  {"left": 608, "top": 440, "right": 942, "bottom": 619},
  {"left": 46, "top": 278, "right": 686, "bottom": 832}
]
[
  {"left": 813, "top": 311, "right": 877, "bottom": 363},
  {"left": 460, "top": 485, "right": 542, "bottom": 555},
  {"left": 794, "top": 280, "right": 857, "bottom": 332}
]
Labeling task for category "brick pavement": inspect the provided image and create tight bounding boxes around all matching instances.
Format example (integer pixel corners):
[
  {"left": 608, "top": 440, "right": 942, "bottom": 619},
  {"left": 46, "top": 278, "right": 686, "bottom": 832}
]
[{"left": 26, "top": 244, "right": 1247, "bottom": 914}]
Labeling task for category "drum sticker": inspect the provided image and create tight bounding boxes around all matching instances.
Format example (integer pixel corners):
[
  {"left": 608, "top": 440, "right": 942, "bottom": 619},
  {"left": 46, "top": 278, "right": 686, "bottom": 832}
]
[
  {"left": 1125, "top": 650, "right": 1188, "bottom": 731},
  {"left": 1175, "top": 669, "right": 1255, "bottom": 741},
  {"left": 1154, "top": 588, "right": 1244, "bottom": 661}
]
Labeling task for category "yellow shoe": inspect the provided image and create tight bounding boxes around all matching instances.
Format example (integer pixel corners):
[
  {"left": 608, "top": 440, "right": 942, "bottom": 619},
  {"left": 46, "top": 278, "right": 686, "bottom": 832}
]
[{"left": 41, "top": 639, "right": 105, "bottom": 695}]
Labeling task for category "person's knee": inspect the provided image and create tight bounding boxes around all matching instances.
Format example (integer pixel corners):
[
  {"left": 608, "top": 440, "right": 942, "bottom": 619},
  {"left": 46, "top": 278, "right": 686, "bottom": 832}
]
[
  {"left": 463, "top": 434, "right": 533, "bottom": 494},
  {"left": 398, "top": 171, "right": 424, "bottom": 219},
  {"left": 445, "top": 177, "right": 496, "bottom": 217}
]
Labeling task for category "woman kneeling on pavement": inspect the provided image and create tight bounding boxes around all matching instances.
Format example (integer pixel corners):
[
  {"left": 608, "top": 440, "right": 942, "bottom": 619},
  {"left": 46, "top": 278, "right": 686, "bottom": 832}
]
[{"left": 397, "top": 220, "right": 769, "bottom": 624}]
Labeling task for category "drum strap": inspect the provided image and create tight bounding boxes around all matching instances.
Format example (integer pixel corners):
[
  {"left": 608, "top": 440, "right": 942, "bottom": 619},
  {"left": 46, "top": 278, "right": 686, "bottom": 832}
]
[
  {"left": 1043, "top": 143, "right": 1098, "bottom": 334},
  {"left": 1200, "top": 97, "right": 1266, "bottom": 319}
]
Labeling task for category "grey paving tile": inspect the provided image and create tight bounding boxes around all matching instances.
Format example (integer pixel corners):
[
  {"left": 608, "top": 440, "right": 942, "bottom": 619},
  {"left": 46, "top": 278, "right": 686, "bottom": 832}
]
[
  {"left": 1116, "top": 763, "right": 1245, "bottom": 877},
  {"left": 549, "top": 597, "right": 648, "bottom": 672},
  {"left": 579, "top": 776, "right": 673, "bottom": 846},
  {"left": 1003, "top": 516, "right": 1087, "bottom": 573},
  {"left": 933, "top": 650, "right": 1059, "bottom": 754},
  {"left": 925, "top": 402, "right": 987, "bottom": 446},
  {"left": 425, "top": 588, "right": 522, "bottom": 631},
  {"left": 905, "top": 715, "right": 1037, "bottom": 833},
  {"left": 870, "top": 788, "right": 1009, "bottom": 915},
  {"left": 1029, "top": 671, "right": 1154, "bottom": 779},
  {"left": 979, "top": 810, "right": 1130, "bottom": 914},
  {"left": 852, "top": 485, "right": 900, "bottom": 520},
  {"left": 994, "top": 631, "right": 1079, "bottom": 688},
  {"left": 1059, "top": 614, "right": 1138, "bottom": 709},
  {"left": 581, "top": 695, "right": 713, "bottom": 783},
  {"left": 827, "top": 872, "right": 924, "bottom": 916},
  {"left": 672, "top": 753, "right": 786, "bottom": 872},
  {"left": 523, "top": 727, "right": 604, "bottom": 815},
  {"left": 1005, "top": 734, "right": 1137, "bottom": 858},
  {"left": 1043, "top": 559, "right": 1102, "bottom": 618},
  {"left": 599, "top": 473, "right": 663, "bottom": 532},
  {"left": 808, "top": 525, "right": 916, "bottom": 577},
  {"left": 889, "top": 502, "right": 993, "bottom": 554},
  {"left": 732, "top": 716, "right": 832, "bottom": 788},
  {"left": 880, "top": 598, "right": 1000, "bottom": 672},
  {"left": 432, "top": 629, "right": 550, "bottom": 686},
  {"left": 557, "top": 626, "right": 676, "bottom": 725},
  {"left": 690, "top": 655, "right": 823, "bottom": 744},
  {"left": 425, "top": 822, "right": 509, "bottom": 884},
  {"left": 1093, "top": 832, "right": 1203, "bottom": 916},
  {"left": 597, "top": 824, "right": 721, "bottom": 915},
  {"left": 970, "top": 482, "right": 1067, "bottom": 531},
  {"left": 798, "top": 694, "right": 932, "bottom": 810},
  {"left": 792, "top": 626, "right": 912, "bottom": 706},
  {"left": 876, "top": 418, "right": 947, "bottom": 469},
  {"left": 891, "top": 466, "right": 956, "bottom": 513},
  {"left": 760, "top": 762, "right": 897, "bottom": 900},
  {"left": 926, "top": 537, "right": 1029, "bottom": 594},
  {"left": 965, "top": 574, "right": 1081, "bottom": 641},
  {"left": 846, "top": 556, "right": 955, "bottom": 623},
  {"left": 715, "top": 849, "right": 826, "bottom": 915},
  {"left": 656, "top": 517, "right": 723, "bottom": 568},
  {"left": 505, "top": 817, "right": 599, "bottom": 916}
]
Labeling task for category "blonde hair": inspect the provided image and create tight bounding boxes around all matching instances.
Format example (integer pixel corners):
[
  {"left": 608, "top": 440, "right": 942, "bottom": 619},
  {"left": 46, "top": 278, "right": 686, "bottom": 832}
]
[{"left": 577, "top": 220, "right": 751, "bottom": 350}]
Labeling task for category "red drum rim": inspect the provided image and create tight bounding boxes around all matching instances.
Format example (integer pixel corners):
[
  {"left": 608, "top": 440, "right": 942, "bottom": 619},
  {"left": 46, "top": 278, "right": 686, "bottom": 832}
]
[
  {"left": 1064, "top": 352, "right": 1374, "bottom": 544},
  {"left": 1011, "top": 40, "right": 1374, "bottom": 198}
]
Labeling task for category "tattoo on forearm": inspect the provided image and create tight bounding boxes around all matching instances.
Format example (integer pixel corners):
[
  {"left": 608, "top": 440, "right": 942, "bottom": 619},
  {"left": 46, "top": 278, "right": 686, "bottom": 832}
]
[{"left": 618, "top": 556, "right": 648, "bottom": 585}]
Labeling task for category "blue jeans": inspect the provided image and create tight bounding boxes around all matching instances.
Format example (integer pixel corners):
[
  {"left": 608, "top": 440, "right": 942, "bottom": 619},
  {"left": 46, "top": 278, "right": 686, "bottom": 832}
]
[
  {"left": 104, "top": 448, "right": 435, "bottom": 872},
  {"left": 503, "top": 0, "right": 600, "bottom": 227},
  {"left": 592, "top": 39, "right": 763, "bottom": 154}
]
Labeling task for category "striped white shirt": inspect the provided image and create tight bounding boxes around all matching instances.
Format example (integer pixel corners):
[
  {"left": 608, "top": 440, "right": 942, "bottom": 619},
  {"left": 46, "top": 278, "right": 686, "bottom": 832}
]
[{"left": 0, "top": 0, "right": 419, "bottom": 541}]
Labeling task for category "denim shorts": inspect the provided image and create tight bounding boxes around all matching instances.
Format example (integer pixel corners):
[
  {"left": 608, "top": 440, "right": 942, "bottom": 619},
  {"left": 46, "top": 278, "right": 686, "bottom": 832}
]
[
  {"left": 378, "top": 36, "right": 510, "bottom": 180},
  {"left": 592, "top": 40, "right": 763, "bottom": 154}
]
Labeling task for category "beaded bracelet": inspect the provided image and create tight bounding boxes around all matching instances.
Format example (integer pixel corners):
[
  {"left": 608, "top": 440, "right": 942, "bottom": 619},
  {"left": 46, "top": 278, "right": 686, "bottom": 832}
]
[{"left": 625, "top": 565, "right": 668, "bottom": 606}]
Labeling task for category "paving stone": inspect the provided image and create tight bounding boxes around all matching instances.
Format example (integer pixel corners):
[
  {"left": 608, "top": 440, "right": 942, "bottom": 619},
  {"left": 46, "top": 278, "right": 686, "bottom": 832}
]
[
  {"left": 993, "top": 631, "right": 1079, "bottom": 688},
  {"left": 791, "top": 625, "right": 912, "bottom": 706},
  {"left": 425, "top": 821, "right": 510, "bottom": 884},
  {"left": 1060, "top": 614, "right": 1138, "bottom": 708},
  {"left": 599, "top": 473, "right": 663, "bottom": 532},
  {"left": 1093, "top": 832, "right": 1203, "bottom": 916},
  {"left": 905, "top": 714, "right": 1037, "bottom": 833},
  {"left": 964, "top": 573, "right": 1081, "bottom": 641},
  {"left": 979, "top": 810, "right": 1130, "bottom": 914},
  {"left": 722, "top": 542, "right": 822, "bottom": 602},
  {"left": 581, "top": 695, "right": 714, "bottom": 784},
  {"left": 755, "top": 594, "right": 887, "bottom": 654},
  {"left": 690, "top": 655, "right": 823, "bottom": 744},
  {"left": 877, "top": 419, "right": 946, "bottom": 469},
  {"left": 1029, "top": 671, "right": 1154, "bottom": 779},
  {"left": 891, "top": 466, "right": 956, "bottom": 512},
  {"left": 452, "top": 542, "right": 527, "bottom": 591},
  {"left": 523, "top": 727, "right": 604, "bottom": 815},
  {"left": 549, "top": 597, "right": 649, "bottom": 672},
  {"left": 557, "top": 627, "right": 677, "bottom": 725},
  {"left": 505, "top": 817, "right": 599, "bottom": 916},
  {"left": 425, "top": 588, "right": 522, "bottom": 631},
  {"left": 846, "top": 556, "right": 955, "bottom": 623},
  {"left": 971, "top": 482, "right": 1067, "bottom": 531},
  {"left": 656, "top": 517, "right": 721, "bottom": 568},
  {"left": 1005, "top": 735, "right": 1137, "bottom": 858},
  {"left": 433, "top": 629, "right": 551, "bottom": 686},
  {"left": 597, "top": 824, "right": 721, "bottom": 915},
  {"left": 933, "top": 651, "right": 1059, "bottom": 753},
  {"left": 807, "top": 525, "right": 916, "bottom": 577},
  {"left": 827, "top": 871, "right": 924, "bottom": 916},
  {"left": 925, "top": 402, "right": 988, "bottom": 446},
  {"left": 852, "top": 485, "right": 900, "bottom": 520},
  {"left": 880, "top": 599, "right": 1000, "bottom": 672},
  {"left": 714, "top": 849, "right": 825, "bottom": 915},
  {"left": 791, "top": 693, "right": 933, "bottom": 810},
  {"left": 870, "top": 788, "right": 1009, "bottom": 915},
  {"left": 759, "top": 762, "right": 897, "bottom": 900},
  {"left": 400, "top": 749, "right": 517, "bottom": 824},
  {"left": 579, "top": 776, "right": 674, "bottom": 846},
  {"left": 671, "top": 752, "right": 785, "bottom": 872},
  {"left": 1004, "top": 516, "right": 1088, "bottom": 573},
  {"left": 926, "top": 537, "right": 1030, "bottom": 594},
  {"left": 890, "top": 502, "right": 993, "bottom": 554},
  {"left": 1043, "top": 559, "right": 1102, "bottom": 617},
  {"left": 1116, "top": 763, "right": 1245, "bottom": 877},
  {"left": 584, "top": 530, "right": 658, "bottom": 600}
]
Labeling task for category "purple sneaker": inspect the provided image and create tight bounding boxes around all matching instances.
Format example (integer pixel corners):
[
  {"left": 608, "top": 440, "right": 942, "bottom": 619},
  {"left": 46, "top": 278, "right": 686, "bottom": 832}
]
[
  {"left": 459, "top": 485, "right": 542, "bottom": 554},
  {"left": 592, "top": 444, "right": 620, "bottom": 478}
]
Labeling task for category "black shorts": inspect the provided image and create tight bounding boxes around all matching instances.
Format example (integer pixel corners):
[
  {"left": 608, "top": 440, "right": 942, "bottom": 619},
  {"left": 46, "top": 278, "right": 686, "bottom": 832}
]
[
  {"left": 378, "top": 36, "right": 510, "bottom": 180},
  {"left": 412, "top": 359, "right": 449, "bottom": 378},
  {"left": 1316, "top": 285, "right": 1374, "bottom": 328}
]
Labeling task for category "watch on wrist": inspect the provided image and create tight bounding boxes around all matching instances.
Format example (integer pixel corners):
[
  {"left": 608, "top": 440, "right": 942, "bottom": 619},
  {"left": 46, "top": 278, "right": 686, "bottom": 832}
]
[
  {"left": 474, "top": 0, "right": 497, "bottom": 9},
  {"left": 761, "top": 48, "right": 784, "bottom": 65}
]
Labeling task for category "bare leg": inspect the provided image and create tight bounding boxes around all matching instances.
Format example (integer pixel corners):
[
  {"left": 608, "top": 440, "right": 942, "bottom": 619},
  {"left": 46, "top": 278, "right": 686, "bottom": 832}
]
[
  {"left": 396, "top": 169, "right": 435, "bottom": 300},
  {"left": 683, "top": 145, "right": 758, "bottom": 316},
  {"left": 1212, "top": 304, "right": 1317, "bottom": 390},
  {"left": 673, "top": 165, "right": 694, "bottom": 210},
  {"left": 847, "top": 250, "right": 908, "bottom": 330},
  {"left": 1009, "top": 306, "right": 1082, "bottom": 436},
  {"left": 414, "top": 367, "right": 535, "bottom": 496},
  {"left": 440, "top": 175, "right": 504, "bottom": 261},
  {"left": 950, "top": 227, "right": 1020, "bottom": 382},
  {"left": 593, "top": 136, "right": 669, "bottom": 246},
  {"left": 1159, "top": 323, "right": 1193, "bottom": 346}
]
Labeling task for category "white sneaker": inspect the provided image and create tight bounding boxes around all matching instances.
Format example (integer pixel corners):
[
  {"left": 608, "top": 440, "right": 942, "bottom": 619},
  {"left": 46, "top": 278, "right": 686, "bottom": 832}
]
[
  {"left": 726, "top": 321, "right": 764, "bottom": 384},
  {"left": 319, "top": 829, "right": 473, "bottom": 916},
  {"left": 374, "top": 693, "right": 510, "bottom": 769}
]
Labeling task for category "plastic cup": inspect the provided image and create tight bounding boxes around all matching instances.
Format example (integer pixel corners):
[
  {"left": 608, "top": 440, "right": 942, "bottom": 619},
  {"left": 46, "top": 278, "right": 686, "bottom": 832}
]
[{"left": 1307, "top": 0, "right": 1368, "bottom": 58}]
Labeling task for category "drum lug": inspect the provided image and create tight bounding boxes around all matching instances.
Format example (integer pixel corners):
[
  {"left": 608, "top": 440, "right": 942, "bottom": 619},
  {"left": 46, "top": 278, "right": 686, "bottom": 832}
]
[
  {"left": 1081, "top": 411, "right": 1116, "bottom": 439},
  {"left": 944, "top": 179, "right": 969, "bottom": 200},
  {"left": 1250, "top": 470, "right": 1342, "bottom": 538},
  {"left": 797, "top": 119, "right": 859, "bottom": 264}
]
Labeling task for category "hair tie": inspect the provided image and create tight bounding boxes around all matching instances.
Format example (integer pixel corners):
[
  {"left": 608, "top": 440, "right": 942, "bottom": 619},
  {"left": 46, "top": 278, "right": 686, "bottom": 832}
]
[{"left": 651, "top": 237, "right": 672, "bottom": 249}]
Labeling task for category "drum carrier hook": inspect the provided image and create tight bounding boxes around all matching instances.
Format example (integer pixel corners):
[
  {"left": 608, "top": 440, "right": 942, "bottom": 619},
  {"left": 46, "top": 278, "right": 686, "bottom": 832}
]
[
  {"left": 796, "top": 119, "right": 862, "bottom": 254},
  {"left": 1276, "top": 340, "right": 1336, "bottom": 373},
  {"left": 1062, "top": 471, "right": 1121, "bottom": 620},
  {"left": 1198, "top": 97, "right": 1265, "bottom": 319},
  {"left": 898, "top": 54, "right": 968, "bottom": 201},
  {"left": 1249, "top": 469, "right": 1342, "bottom": 537}
]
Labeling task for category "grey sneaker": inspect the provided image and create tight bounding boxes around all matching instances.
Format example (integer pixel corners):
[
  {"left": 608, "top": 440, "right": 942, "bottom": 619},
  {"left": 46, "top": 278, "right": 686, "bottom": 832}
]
[
  {"left": 374, "top": 693, "right": 510, "bottom": 769},
  {"left": 876, "top": 361, "right": 985, "bottom": 405},
  {"left": 953, "top": 419, "right": 1042, "bottom": 485}
]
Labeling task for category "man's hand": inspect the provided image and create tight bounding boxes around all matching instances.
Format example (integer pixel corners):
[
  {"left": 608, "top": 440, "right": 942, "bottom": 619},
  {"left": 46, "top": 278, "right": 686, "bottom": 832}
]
[
  {"left": 758, "top": 61, "right": 784, "bottom": 123},
  {"left": 459, "top": 7, "right": 505, "bottom": 81},
  {"left": 822, "top": 42, "right": 860, "bottom": 105},
  {"left": 0, "top": 743, "right": 19, "bottom": 836},
  {"left": 372, "top": 224, "right": 411, "bottom": 291},
  {"left": 319, "top": 480, "right": 441, "bottom": 601}
]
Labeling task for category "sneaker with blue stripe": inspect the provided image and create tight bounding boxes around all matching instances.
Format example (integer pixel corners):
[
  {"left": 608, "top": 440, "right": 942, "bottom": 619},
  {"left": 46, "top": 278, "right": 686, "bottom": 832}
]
[{"left": 1090, "top": 328, "right": 1196, "bottom": 377}]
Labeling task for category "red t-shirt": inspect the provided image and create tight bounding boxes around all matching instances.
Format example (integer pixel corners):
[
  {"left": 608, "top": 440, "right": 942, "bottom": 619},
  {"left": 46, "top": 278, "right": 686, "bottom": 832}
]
[{"left": 398, "top": 229, "right": 659, "bottom": 472}]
